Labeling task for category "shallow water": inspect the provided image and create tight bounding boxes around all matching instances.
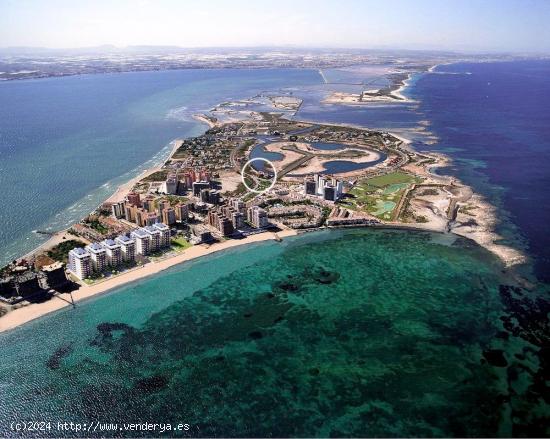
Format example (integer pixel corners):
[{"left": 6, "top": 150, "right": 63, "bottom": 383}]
[{"left": 0, "top": 228, "right": 546, "bottom": 437}]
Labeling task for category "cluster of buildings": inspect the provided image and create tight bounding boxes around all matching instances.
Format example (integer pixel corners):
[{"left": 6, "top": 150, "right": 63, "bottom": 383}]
[
  {"left": 164, "top": 168, "right": 211, "bottom": 195},
  {"left": 304, "top": 174, "right": 344, "bottom": 201},
  {"left": 111, "top": 192, "right": 189, "bottom": 227},
  {"left": 206, "top": 200, "right": 269, "bottom": 236},
  {"left": 110, "top": 168, "right": 215, "bottom": 228},
  {"left": 67, "top": 222, "right": 171, "bottom": 280},
  {"left": 268, "top": 204, "right": 324, "bottom": 229}
]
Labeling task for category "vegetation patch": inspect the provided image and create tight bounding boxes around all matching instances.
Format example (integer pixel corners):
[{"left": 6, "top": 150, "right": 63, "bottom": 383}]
[
  {"left": 141, "top": 170, "right": 170, "bottom": 182},
  {"left": 171, "top": 237, "right": 192, "bottom": 252},
  {"left": 342, "top": 172, "right": 421, "bottom": 220},
  {"left": 47, "top": 239, "right": 88, "bottom": 263}
]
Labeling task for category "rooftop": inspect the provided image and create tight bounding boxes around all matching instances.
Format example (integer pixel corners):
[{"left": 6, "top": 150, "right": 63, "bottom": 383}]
[
  {"left": 115, "top": 235, "right": 134, "bottom": 244},
  {"left": 153, "top": 222, "right": 169, "bottom": 231},
  {"left": 144, "top": 225, "right": 161, "bottom": 234},
  {"left": 70, "top": 247, "right": 90, "bottom": 257},
  {"left": 86, "top": 242, "right": 106, "bottom": 253},
  {"left": 102, "top": 239, "right": 120, "bottom": 248},
  {"left": 131, "top": 228, "right": 149, "bottom": 238}
]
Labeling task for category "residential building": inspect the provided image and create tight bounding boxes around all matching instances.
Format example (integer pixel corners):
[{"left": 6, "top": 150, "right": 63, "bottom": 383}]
[
  {"left": 208, "top": 190, "right": 220, "bottom": 205},
  {"left": 124, "top": 205, "right": 135, "bottom": 222},
  {"left": 142, "top": 195, "right": 156, "bottom": 212},
  {"left": 68, "top": 247, "right": 92, "bottom": 280},
  {"left": 144, "top": 225, "right": 161, "bottom": 252},
  {"left": 41, "top": 262, "right": 68, "bottom": 289},
  {"left": 101, "top": 239, "right": 122, "bottom": 267},
  {"left": 85, "top": 243, "right": 107, "bottom": 272},
  {"left": 115, "top": 235, "right": 136, "bottom": 262},
  {"left": 219, "top": 217, "right": 234, "bottom": 236},
  {"left": 306, "top": 174, "right": 343, "bottom": 201},
  {"left": 162, "top": 207, "right": 177, "bottom": 226},
  {"left": 153, "top": 222, "right": 171, "bottom": 247},
  {"left": 127, "top": 192, "right": 141, "bottom": 207},
  {"left": 323, "top": 184, "right": 337, "bottom": 201},
  {"left": 193, "top": 181, "right": 210, "bottom": 196},
  {"left": 231, "top": 199, "right": 246, "bottom": 213},
  {"left": 157, "top": 200, "right": 171, "bottom": 217},
  {"left": 165, "top": 174, "right": 178, "bottom": 194},
  {"left": 200, "top": 188, "right": 210, "bottom": 203},
  {"left": 304, "top": 177, "right": 317, "bottom": 195},
  {"left": 111, "top": 201, "right": 125, "bottom": 219},
  {"left": 175, "top": 203, "right": 189, "bottom": 221},
  {"left": 232, "top": 211, "right": 244, "bottom": 229},
  {"left": 131, "top": 228, "right": 151, "bottom": 255},
  {"left": 248, "top": 206, "right": 269, "bottom": 228},
  {"left": 191, "top": 225, "right": 213, "bottom": 244},
  {"left": 144, "top": 212, "right": 160, "bottom": 226}
]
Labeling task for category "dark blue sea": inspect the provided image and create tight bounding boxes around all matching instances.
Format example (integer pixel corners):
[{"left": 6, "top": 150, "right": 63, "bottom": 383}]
[
  {"left": 298, "top": 60, "right": 550, "bottom": 284},
  {"left": 413, "top": 61, "right": 550, "bottom": 282}
]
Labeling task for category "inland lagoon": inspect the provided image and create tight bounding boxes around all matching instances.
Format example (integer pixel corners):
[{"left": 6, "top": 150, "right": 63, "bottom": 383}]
[{"left": 0, "top": 228, "right": 547, "bottom": 437}]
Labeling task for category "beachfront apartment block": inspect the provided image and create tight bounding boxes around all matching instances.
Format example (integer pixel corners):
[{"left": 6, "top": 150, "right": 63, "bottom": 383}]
[
  {"left": 152, "top": 222, "right": 171, "bottom": 247},
  {"left": 131, "top": 228, "right": 151, "bottom": 255},
  {"left": 68, "top": 247, "right": 92, "bottom": 280},
  {"left": 85, "top": 242, "right": 107, "bottom": 272},
  {"left": 115, "top": 235, "right": 136, "bottom": 262},
  {"left": 232, "top": 211, "right": 244, "bottom": 229},
  {"left": 144, "top": 225, "right": 161, "bottom": 252},
  {"left": 130, "top": 223, "right": 171, "bottom": 255},
  {"left": 101, "top": 239, "right": 122, "bottom": 267},
  {"left": 248, "top": 206, "right": 269, "bottom": 229}
]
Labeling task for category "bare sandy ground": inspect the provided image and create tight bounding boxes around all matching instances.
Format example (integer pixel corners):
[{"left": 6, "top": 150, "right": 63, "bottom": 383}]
[
  {"left": 322, "top": 91, "right": 410, "bottom": 105},
  {"left": 219, "top": 171, "right": 242, "bottom": 193},
  {"left": 264, "top": 141, "right": 383, "bottom": 177},
  {"left": 292, "top": 152, "right": 381, "bottom": 175},
  {"left": 0, "top": 229, "right": 297, "bottom": 333}
]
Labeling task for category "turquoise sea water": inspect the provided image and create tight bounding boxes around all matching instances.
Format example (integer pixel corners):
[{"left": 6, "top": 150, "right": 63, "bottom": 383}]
[
  {"left": 1, "top": 63, "right": 549, "bottom": 437},
  {"left": 1, "top": 228, "right": 546, "bottom": 437}
]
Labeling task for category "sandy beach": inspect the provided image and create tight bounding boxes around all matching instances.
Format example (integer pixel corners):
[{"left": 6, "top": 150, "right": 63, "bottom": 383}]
[
  {"left": 0, "top": 229, "right": 297, "bottom": 334},
  {"left": 0, "top": 79, "right": 527, "bottom": 335}
]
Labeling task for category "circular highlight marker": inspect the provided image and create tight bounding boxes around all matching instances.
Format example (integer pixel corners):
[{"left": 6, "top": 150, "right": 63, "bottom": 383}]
[{"left": 241, "top": 158, "right": 278, "bottom": 194}]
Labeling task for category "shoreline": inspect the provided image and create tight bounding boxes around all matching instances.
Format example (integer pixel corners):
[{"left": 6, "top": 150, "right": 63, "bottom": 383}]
[
  {"left": 0, "top": 229, "right": 297, "bottom": 334},
  {"left": 0, "top": 63, "right": 528, "bottom": 332},
  {"left": 19, "top": 139, "right": 185, "bottom": 262}
]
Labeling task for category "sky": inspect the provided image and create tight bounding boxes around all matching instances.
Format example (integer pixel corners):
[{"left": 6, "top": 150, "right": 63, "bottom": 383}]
[{"left": 1, "top": 0, "right": 549, "bottom": 53}]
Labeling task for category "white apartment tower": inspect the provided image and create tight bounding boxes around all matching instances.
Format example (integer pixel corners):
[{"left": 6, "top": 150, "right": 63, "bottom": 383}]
[
  {"left": 101, "top": 239, "right": 122, "bottom": 267},
  {"left": 85, "top": 243, "right": 107, "bottom": 272},
  {"left": 115, "top": 235, "right": 136, "bottom": 262},
  {"left": 130, "top": 229, "right": 151, "bottom": 255},
  {"left": 68, "top": 248, "right": 92, "bottom": 280}
]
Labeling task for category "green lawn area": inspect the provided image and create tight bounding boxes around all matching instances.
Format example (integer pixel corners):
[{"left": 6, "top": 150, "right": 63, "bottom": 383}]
[
  {"left": 171, "top": 236, "right": 192, "bottom": 252},
  {"left": 342, "top": 172, "right": 422, "bottom": 221}
]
